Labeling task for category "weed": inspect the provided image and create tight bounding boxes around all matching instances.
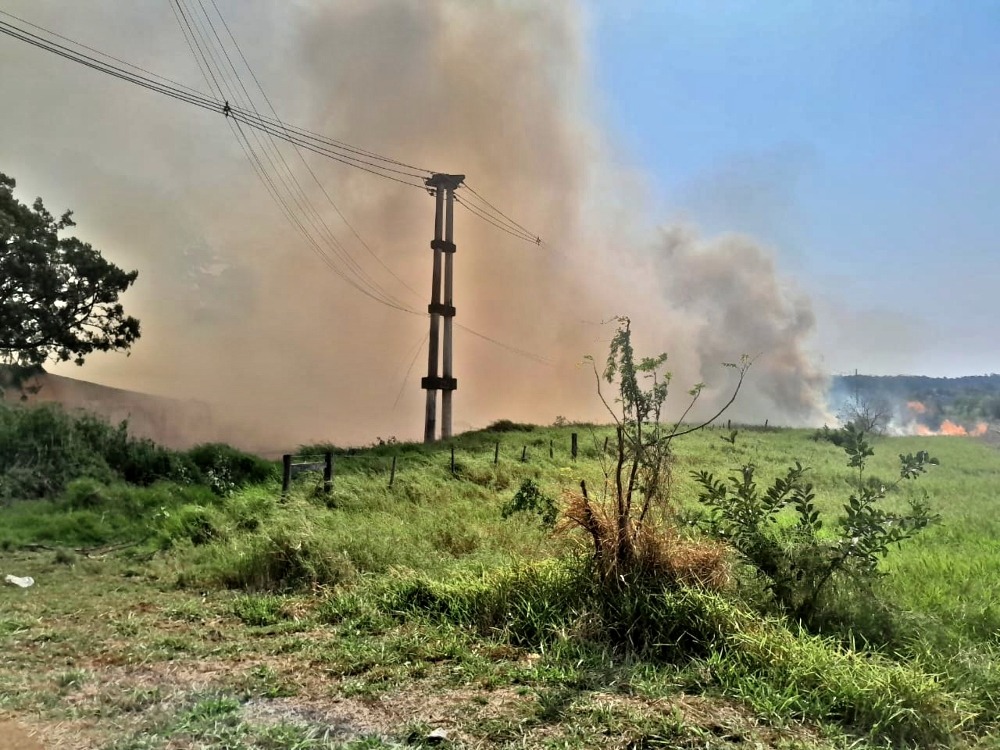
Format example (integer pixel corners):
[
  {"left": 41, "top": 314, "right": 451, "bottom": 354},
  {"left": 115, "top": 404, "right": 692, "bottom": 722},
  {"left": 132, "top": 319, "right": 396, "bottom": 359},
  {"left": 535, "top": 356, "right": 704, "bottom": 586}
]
[{"left": 501, "top": 478, "right": 558, "bottom": 528}]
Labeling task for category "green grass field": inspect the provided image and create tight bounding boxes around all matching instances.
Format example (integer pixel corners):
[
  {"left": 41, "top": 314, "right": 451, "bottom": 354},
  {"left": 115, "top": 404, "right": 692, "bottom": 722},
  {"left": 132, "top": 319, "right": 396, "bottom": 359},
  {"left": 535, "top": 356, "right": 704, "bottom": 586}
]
[{"left": 2, "top": 422, "right": 999, "bottom": 749}]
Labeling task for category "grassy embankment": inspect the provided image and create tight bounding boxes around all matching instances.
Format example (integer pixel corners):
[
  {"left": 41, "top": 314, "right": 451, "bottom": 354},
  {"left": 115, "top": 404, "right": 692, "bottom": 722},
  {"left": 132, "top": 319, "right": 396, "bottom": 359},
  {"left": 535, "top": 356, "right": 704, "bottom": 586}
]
[{"left": 2, "top": 417, "right": 1000, "bottom": 749}]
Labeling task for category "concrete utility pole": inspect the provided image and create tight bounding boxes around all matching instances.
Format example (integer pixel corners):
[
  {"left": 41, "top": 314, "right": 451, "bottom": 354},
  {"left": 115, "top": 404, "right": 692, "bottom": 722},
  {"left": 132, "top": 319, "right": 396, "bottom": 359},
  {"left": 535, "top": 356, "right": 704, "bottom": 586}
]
[{"left": 422, "top": 173, "right": 464, "bottom": 443}]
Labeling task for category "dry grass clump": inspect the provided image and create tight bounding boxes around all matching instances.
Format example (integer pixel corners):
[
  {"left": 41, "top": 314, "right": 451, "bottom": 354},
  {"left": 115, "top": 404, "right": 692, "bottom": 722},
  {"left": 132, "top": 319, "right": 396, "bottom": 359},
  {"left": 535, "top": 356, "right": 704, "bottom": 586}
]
[{"left": 559, "top": 489, "right": 729, "bottom": 592}]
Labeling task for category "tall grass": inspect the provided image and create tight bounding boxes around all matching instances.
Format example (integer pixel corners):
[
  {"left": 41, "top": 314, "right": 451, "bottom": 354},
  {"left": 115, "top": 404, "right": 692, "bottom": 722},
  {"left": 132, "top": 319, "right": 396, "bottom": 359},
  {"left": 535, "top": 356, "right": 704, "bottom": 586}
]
[{"left": 350, "top": 560, "right": 968, "bottom": 745}]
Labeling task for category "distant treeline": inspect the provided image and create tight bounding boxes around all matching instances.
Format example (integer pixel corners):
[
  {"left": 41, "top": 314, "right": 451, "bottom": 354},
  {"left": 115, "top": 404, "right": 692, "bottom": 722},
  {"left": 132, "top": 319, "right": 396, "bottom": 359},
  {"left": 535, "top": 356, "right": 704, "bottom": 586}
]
[{"left": 832, "top": 374, "right": 1000, "bottom": 424}]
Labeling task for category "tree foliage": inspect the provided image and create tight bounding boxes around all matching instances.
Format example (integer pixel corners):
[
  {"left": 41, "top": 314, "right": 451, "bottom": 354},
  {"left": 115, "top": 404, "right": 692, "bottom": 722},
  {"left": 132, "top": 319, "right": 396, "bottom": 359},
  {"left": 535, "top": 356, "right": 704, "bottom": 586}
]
[{"left": 0, "top": 171, "right": 140, "bottom": 372}]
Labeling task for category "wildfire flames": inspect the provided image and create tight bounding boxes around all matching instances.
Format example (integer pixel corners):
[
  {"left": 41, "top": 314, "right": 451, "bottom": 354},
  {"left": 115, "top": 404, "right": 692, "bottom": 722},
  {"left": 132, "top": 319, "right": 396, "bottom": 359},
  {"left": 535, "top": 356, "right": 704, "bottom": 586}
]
[{"left": 905, "top": 401, "right": 988, "bottom": 436}]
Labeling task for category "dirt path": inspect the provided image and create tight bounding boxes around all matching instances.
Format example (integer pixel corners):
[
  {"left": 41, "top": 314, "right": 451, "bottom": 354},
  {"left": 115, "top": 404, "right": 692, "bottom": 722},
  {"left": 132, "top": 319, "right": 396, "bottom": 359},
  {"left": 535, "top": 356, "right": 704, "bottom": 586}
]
[{"left": 0, "top": 721, "right": 45, "bottom": 750}]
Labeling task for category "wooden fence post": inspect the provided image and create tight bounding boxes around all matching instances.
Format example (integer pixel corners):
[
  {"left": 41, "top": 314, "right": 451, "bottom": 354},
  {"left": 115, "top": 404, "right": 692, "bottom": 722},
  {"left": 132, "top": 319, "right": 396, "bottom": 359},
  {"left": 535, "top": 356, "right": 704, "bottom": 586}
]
[
  {"left": 450, "top": 444, "right": 456, "bottom": 475},
  {"left": 571, "top": 432, "right": 578, "bottom": 460},
  {"left": 389, "top": 454, "right": 397, "bottom": 487},
  {"left": 520, "top": 445, "right": 527, "bottom": 462},
  {"left": 323, "top": 451, "right": 333, "bottom": 494},
  {"left": 549, "top": 439, "right": 553, "bottom": 459},
  {"left": 603, "top": 435, "right": 608, "bottom": 455},
  {"left": 494, "top": 441, "right": 499, "bottom": 465},
  {"left": 281, "top": 454, "right": 291, "bottom": 497}
]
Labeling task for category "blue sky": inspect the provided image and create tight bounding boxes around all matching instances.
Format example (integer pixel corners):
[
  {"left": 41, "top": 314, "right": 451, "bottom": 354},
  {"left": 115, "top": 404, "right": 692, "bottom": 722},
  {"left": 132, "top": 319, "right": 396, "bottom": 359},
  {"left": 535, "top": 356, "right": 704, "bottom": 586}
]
[{"left": 588, "top": 1, "right": 999, "bottom": 376}]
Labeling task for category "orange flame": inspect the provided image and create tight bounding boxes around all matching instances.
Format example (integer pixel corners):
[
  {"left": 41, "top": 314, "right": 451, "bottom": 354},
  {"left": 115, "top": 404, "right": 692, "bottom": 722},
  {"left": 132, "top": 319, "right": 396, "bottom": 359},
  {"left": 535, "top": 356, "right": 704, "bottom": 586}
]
[
  {"left": 938, "top": 420, "right": 967, "bottom": 436},
  {"left": 910, "top": 419, "right": 989, "bottom": 437},
  {"left": 907, "top": 400, "right": 927, "bottom": 414}
]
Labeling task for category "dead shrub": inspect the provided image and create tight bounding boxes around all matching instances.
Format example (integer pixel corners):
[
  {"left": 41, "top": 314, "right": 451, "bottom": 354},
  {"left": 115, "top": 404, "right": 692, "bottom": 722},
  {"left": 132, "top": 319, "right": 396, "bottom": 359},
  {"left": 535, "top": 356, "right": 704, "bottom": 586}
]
[{"left": 560, "top": 488, "right": 729, "bottom": 592}]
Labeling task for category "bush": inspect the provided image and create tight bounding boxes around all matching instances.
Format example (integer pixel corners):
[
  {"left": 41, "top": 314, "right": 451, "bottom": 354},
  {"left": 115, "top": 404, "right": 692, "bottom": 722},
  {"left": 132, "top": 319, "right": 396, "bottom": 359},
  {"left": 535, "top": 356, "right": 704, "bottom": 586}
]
[
  {"left": 693, "top": 425, "right": 939, "bottom": 624},
  {"left": 501, "top": 479, "right": 557, "bottom": 528},
  {"left": 186, "top": 443, "right": 277, "bottom": 496},
  {"left": 564, "top": 317, "right": 747, "bottom": 592},
  {"left": 0, "top": 403, "right": 113, "bottom": 499},
  {"left": 0, "top": 402, "right": 193, "bottom": 500},
  {"left": 63, "top": 478, "right": 110, "bottom": 510}
]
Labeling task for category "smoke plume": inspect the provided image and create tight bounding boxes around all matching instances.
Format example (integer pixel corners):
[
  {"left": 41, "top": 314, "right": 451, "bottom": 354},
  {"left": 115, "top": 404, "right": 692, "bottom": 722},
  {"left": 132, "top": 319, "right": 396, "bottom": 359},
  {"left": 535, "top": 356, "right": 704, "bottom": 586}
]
[{"left": 0, "top": 0, "right": 828, "bottom": 449}]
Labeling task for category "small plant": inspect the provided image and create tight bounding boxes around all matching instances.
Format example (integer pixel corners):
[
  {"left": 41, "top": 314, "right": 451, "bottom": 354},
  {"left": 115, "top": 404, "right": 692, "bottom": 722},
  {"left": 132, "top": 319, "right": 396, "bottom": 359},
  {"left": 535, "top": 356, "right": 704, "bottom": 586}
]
[
  {"left": 565, "top": 317, "right": 749, "bottom": 589},
  {"left": 186, "top": 443, "right": 276, "bottom": 496},
  {"left": 501, "top": 479, "right": 557, "bottom": 529},
  {"left": 719, "top": 429, "right": 739, "bottom": 446},
  {"left": 693, "top": 425, "right": 939, "bottom": 623}
]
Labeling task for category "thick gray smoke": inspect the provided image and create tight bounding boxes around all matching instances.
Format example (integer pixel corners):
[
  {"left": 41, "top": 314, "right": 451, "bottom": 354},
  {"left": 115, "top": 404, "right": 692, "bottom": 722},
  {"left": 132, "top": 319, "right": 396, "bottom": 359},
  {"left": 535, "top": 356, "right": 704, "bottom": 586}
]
[{"left": 0, "top": 0, "right": 827, "bottom": 449}]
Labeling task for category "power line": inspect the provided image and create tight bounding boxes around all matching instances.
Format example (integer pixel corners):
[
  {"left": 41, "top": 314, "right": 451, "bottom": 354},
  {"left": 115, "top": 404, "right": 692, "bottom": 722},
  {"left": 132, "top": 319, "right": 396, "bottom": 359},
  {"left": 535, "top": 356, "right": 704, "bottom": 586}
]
[
  {"left": 455, "top": 196, "right": 541, "bottom": 244},
  {"left": 204, "top": 0, "right": 422, "bottom": 301},
  {"left": 0, "top": 8, "right": 210, "bottom": 99},
  {"left": 0, "top": 18, "right": 428, "bottom": 188},
  {"left": 393, "top": 331, "right": 429, "bottom": 409},
  {"left": 456, "top": 323, "right": 554, "bottom": 366},
  {"left": 461, "top": 183, "right": 542, "bottom": 244},
  {"left": 170, "top": 0, "right": 417, "bottom": 313},
  {"left": 0, "top": 10, "right": 558, "bottom": 365},
  {"left": 172, "top": 0, "right": 416, "bottom": 312},
  {"left": 0, "top": 12, "right": 544, "bottom": 244}
]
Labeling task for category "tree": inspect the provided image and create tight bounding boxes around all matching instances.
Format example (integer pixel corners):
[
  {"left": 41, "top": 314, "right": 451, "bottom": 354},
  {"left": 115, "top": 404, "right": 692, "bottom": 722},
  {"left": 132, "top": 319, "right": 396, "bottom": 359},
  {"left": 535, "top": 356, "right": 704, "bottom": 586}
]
[
  {"left": 564, "top": 317, "right": 750, "bottom": 588},
  {"left": 0, "top": 171, "right": 140, "bottom": 376},
  {"left": 837, "top": 389, "right": 892, "bottom": 435}
]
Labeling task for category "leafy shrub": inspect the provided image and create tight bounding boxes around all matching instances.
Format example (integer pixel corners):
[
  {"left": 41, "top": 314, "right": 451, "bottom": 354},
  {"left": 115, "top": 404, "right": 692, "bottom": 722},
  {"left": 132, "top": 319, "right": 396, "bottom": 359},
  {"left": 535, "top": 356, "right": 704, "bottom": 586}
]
[
  {"left": 501, "top": 479, "right": 558, "bottom": 528},
  {"left": 812, "top": 424, "right": 852, "bottom": 447},
  {"left": 0, "top": 403, "right": 113, "bottom": 499},
  {"left": 693, "top": 425, "right": 939, "bottom": 624},
  {"left": 105, "top": 434, "right": 191, "bottom": 487},
  {"left": 186, "top": 443, "right": 276, "bottom": 496}
]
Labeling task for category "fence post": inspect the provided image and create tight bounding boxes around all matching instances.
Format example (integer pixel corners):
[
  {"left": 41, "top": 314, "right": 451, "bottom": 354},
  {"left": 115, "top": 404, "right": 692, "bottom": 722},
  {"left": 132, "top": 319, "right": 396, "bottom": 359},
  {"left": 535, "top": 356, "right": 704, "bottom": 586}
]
[
  {"left": 603, "top": 435, "right": 608, "bottom": 455},
  {"left": 549, "top": 439, "right": 553, "bottom": 459},
  {"left": 450, "top": 444, "right": 456, "bottom": 475},
  {"left": 571, "top": 432, "right": 578, "bottom": 460},
  {"left": 389, "top": 454, "right": 397, "bottom": 487},
  {"left": 281, "top": 454, "right": 291, "bottom": 497},
  {"left": 494, "top": 441, "right": 499, "bottom": 465},
  {"left": 323, "top": 451, "right": 333, "bottom": 494},
  {"left": 521, "top": 445, "right": 527, "bottom": 462}
]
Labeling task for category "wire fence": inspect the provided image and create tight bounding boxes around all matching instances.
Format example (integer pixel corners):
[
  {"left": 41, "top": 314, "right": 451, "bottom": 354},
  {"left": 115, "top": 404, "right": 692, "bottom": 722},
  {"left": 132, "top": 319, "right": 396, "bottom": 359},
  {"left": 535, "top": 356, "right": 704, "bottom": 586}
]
[{"left": 278, "top": 432, "right": 589, "bottom": 493}]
